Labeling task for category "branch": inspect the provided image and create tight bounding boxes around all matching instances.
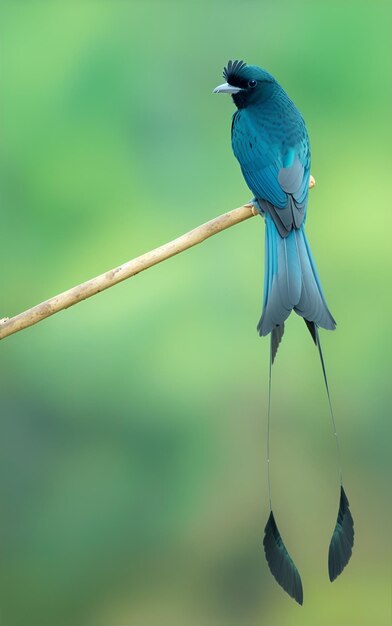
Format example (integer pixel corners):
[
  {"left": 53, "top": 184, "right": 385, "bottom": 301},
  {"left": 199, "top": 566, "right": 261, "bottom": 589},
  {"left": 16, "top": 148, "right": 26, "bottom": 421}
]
[
  {"left": 0, "top": 176, "right": 315, "bottom": 342},
  {"left": 0, "top": 203, "right": 257, "bottom": 341}
]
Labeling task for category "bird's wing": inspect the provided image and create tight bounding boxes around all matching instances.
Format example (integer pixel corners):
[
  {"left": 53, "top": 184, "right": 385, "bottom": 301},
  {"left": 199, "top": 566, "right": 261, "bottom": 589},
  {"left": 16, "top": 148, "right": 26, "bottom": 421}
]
[{"left": 232, "top": 113, "right": 310, "bottom": 235}]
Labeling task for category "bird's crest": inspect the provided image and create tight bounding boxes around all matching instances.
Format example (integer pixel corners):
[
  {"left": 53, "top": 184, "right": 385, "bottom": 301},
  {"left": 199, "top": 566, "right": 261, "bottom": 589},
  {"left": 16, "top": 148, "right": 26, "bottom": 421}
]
[{"left": 223, "top": 59, "right": 247, "bottom": 83}]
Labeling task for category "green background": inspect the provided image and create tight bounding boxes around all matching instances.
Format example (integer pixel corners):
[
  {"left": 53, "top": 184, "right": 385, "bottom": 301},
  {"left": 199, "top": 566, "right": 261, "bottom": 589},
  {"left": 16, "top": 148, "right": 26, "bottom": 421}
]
[{"left": 0, "top": 2, "right": 390, "bottom": 625}]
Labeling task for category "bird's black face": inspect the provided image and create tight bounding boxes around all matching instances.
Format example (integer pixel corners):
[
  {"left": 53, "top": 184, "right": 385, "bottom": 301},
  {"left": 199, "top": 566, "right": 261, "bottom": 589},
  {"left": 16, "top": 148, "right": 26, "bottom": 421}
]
[{"left": 213, "top": 59, "right": 276, "bottom": 109}]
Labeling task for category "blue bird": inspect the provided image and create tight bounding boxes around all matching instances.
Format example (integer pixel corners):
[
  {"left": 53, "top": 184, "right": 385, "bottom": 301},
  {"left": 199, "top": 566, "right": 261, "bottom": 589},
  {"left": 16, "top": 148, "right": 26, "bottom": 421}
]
[
  {"left": 214, "top": 60, "right": 336, "bottom": 360},
  {"left": 214, "top": 60, "right": 353, "bottom": 605}
]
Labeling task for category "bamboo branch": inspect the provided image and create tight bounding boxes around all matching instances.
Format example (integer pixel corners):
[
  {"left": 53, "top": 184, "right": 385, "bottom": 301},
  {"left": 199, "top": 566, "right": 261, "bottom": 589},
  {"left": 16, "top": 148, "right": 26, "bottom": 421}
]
[{"left": 0, "top": 203, "right": 258, "bottom": 341}]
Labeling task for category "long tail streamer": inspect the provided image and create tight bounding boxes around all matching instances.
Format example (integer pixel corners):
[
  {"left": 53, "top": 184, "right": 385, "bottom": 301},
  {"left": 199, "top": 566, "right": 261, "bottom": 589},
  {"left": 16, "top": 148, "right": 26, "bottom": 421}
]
[
  {"left": 263, "top": 324, "right": 354, "bottom": 604},
  {"left": 263, "top": 336, "right": 303, "bottom": 605},
  {"left": 315, "top": 327, "right": 354, "bottom": 582}
]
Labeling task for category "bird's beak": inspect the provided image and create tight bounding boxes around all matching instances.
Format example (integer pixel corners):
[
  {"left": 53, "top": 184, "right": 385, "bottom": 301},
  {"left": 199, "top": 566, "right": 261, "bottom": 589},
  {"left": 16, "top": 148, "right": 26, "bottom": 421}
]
[{"left": 213, "top": 82, "right": 243, "bottom": 94}]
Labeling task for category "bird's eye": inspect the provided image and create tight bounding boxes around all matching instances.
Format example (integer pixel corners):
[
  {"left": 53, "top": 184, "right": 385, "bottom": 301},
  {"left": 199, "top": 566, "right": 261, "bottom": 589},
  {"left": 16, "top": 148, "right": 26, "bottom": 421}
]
[{"left": 248, "top": 79, "right": 257, "bottom": 88}]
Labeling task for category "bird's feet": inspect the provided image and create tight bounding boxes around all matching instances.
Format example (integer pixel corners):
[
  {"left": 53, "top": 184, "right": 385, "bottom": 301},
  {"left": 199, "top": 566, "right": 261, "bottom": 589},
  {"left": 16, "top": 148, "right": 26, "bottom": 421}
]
[{"left": 249, "top": 197, "right": 264, "bottom": 217}]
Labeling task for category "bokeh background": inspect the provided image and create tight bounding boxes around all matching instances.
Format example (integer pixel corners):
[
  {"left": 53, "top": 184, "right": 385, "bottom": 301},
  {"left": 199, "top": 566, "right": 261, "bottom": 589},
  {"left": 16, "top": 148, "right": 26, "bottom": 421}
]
[{"left": 0, "top": 2, "right": 390, "bottom": 625}]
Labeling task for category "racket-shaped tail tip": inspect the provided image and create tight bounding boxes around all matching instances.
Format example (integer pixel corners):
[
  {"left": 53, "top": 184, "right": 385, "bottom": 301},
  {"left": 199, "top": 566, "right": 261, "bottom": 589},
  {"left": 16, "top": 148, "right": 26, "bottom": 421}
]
[
  {"left": 328, "top": 486, "right": 354, "bottom": 582},
  {"left": 263, "top": 511, "right": 303, "bottom": 605}
]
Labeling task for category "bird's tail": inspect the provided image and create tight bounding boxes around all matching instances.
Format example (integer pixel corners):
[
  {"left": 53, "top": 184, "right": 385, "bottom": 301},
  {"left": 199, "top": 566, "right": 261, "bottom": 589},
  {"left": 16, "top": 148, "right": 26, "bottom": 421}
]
[{"left": 257, "top": 213, "right": 336, "bottom": 359}]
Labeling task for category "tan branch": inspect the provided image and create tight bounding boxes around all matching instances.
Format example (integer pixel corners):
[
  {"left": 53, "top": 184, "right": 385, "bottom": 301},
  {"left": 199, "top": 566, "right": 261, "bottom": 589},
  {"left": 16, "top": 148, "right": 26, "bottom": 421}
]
[
  {"left": 0, "top": 203, "right": 258, "bottom": 341},
  {"left": 0, "top": 176, "right": 315, "bottom": 342}
]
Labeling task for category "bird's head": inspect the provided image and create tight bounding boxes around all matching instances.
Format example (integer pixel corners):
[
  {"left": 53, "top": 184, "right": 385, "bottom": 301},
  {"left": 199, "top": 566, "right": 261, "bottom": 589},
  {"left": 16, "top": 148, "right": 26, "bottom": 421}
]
[{"left": 213, "top": 60, "right": 276, "bottom": 109}]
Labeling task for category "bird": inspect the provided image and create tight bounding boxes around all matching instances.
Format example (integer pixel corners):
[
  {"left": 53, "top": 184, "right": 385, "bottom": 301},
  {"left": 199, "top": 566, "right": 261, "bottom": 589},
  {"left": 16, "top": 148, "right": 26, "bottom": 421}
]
[{"left": 214, "top": 60, "right": 354, "bottom": 605}]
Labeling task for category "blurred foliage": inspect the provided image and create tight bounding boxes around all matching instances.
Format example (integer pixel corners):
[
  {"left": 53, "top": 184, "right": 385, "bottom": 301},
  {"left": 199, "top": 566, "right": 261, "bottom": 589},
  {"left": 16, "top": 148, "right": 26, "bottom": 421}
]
[{"left": 0, "top": 1, "right": 390, "bottom": 625}]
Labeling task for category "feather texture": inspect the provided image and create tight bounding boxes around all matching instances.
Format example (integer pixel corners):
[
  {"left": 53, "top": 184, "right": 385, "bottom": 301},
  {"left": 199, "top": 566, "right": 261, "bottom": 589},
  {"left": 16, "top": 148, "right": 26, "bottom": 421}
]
[
  {"left": 271, "top": 324, "right": 284, "bottom": 363},
  {"left": 328, "top": 486, "right": 354, "bottom": 582},
  {"left": 293, "top": 228, "right": 336, "bottom": 331},
  {"left": 304, "top": 318, "right": 317, "bottom": 344},
  {"left": 258, "top": 214, "right": 301, "bottom": 336},
  {"left": 263, "top": 511, "right": 303, "bottom": 605},
  {"left": 223, "top": 59, "right": 246, "bottom": 82}
]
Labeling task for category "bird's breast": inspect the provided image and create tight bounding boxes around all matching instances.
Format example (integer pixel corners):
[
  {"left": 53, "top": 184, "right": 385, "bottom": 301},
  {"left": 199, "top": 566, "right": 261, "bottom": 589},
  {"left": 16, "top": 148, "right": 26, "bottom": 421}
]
[{"left": 232, "top": 104, "right": 306, "bottom": 170}]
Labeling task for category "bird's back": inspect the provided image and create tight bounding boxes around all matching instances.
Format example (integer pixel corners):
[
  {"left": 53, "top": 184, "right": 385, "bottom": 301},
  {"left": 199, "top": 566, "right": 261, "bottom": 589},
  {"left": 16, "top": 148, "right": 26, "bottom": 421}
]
[{"left": 231, "top": 89, "right": 310, "bottom": 241}]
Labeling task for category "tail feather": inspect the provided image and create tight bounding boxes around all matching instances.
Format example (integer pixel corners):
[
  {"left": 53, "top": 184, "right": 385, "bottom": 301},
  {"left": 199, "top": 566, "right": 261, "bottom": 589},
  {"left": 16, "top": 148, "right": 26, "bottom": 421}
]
[
  {"left": 257, "top": 214, "right": 301, "bottom": 335},
  {"left": 304, "top": 319, "right": 317, "bottom": 344},
  {"left": 271, "top": 323, "right": 285, "bottom": 364},
  {"left": 294, "top": 229, "right": 336, "bottom": 330},
  {"left": 258, "top": 214, "right": 336, "bottom": 339}
]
